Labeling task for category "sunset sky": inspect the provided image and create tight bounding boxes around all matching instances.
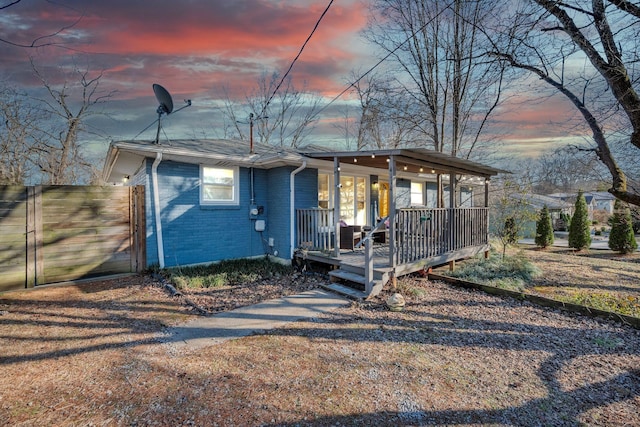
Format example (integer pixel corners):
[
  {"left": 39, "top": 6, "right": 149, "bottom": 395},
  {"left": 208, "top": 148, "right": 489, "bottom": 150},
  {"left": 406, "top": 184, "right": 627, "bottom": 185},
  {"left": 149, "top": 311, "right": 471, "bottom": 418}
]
[{"left": 0, "top": 0, "right": 584, "bottom": 162}]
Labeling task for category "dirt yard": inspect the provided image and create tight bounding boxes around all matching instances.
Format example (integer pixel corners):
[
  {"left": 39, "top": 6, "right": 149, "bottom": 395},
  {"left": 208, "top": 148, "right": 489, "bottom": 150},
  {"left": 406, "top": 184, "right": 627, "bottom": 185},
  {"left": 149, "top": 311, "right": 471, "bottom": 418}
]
[{"left": 1, "top": 252, "right": 639, "bottom": 426}]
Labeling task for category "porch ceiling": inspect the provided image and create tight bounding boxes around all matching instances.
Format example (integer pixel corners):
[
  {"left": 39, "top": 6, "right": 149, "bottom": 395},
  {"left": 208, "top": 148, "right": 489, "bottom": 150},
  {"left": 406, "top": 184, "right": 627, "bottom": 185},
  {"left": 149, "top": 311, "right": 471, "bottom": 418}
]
[{"left": 301, "top": 148, "right": 507, "bottom": 178}]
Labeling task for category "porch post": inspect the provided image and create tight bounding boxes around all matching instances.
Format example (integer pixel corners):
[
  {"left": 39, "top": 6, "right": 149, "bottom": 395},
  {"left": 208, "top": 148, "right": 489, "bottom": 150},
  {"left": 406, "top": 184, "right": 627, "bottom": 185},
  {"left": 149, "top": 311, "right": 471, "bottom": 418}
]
[
  {"left": 437, "top": 174, "right": 443, "bottom": 208},
  {"left": 333, "top": 157, "right": 341, "bottom": 257},
  {"left": 484, "top": 177, "right": 490, "bottom": 258},
  {"left": 449, "top": 170, "right": 456, "bottom": 251},
  {"left": 484, "top": 177, "right": 490, "bottom": 208},
  {"left": 388, "top": 155, "right": 396, "bottom": 268},
  {"left": 450, "top": 171, "right": 456, "bottom": 209}
]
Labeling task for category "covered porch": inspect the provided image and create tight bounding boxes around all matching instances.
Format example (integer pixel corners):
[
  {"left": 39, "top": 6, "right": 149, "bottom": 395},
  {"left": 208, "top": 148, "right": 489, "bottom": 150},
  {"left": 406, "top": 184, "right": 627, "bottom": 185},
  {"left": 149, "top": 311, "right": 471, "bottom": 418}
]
[{"left": 295, "top": 148, "right": 503, "bottom": 299}]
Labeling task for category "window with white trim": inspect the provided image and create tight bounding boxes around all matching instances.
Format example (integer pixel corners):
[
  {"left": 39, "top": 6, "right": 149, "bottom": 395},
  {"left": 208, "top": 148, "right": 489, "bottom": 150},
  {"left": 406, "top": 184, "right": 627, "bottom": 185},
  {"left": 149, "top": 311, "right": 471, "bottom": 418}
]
[
  {"left": 201, "top": 166, "right": 239, "bottom": 205},
  {"left": 411, "top": 181, "right": 424, "bottom": 206}
]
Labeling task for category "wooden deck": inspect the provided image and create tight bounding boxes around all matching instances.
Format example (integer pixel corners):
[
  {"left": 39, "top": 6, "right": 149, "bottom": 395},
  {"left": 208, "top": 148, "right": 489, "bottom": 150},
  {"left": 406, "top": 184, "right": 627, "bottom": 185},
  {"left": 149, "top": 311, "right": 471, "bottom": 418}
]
[
  {"left": 297, "top": 242, "right": 489, "bottom": 299},
  {"left": 296, "top": 207, "right": 490, "bottom": 299}
]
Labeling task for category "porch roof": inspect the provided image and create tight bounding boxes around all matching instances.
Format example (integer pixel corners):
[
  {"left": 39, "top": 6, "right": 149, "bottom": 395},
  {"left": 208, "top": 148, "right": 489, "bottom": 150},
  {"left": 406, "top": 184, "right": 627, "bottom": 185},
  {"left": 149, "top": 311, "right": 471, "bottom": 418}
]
[{"left": 300, "top": 147, "right": 507, "bottom": 178}]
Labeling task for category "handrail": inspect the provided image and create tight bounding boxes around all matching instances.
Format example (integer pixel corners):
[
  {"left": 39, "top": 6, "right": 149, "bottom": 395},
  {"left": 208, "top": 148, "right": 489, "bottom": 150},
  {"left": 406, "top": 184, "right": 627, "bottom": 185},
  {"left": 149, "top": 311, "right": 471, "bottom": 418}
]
[{"left": 354, "top": 216, "right": 388, "bottom": 249}]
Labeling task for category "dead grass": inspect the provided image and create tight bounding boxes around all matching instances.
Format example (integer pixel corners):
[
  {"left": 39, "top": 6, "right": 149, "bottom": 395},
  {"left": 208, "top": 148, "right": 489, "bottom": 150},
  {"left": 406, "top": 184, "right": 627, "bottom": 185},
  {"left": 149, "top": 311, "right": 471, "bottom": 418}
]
[
  {"left": 1, "top": 257, "right": 639, "bottom": 426},
  {"left": 518, "top": 245, "right": 640, "bottom": 317}
]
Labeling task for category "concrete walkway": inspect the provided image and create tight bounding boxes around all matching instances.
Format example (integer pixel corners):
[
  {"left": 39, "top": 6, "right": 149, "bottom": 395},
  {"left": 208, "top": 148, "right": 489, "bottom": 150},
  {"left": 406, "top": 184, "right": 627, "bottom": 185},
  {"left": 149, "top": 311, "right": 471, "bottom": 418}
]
[{"left": 163, "top": 289, "right": 350, "bottom": 351}]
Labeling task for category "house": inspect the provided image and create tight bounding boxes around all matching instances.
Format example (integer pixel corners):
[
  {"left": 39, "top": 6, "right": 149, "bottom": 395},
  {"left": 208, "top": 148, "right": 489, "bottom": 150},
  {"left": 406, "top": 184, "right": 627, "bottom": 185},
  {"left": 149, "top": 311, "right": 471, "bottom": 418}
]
[
  {"left": 512, "top": 193, "right": 574, "bottom": 235},
  {"left": 103, "top": 138, "right": 504, "bottom": 298},
  {"left": 548, "top": 191, "right": 617, "bottom": 220}
]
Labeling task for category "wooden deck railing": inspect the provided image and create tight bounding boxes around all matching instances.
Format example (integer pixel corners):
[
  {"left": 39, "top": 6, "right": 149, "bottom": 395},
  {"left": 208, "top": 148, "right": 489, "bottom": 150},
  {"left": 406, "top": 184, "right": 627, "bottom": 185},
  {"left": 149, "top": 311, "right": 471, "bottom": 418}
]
[
  {"left": 296, "top": 208, "right": 335, "bottom": 252},
  {"left": 395, "top": 207, "right": 488, "bottom": 265}
]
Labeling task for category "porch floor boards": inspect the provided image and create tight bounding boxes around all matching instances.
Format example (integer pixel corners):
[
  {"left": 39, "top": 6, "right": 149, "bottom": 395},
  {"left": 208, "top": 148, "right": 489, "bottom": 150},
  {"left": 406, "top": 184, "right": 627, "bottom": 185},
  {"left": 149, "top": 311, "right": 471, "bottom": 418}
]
[{"left": 303, "top": 244, "right": 393, "bottom": 272}]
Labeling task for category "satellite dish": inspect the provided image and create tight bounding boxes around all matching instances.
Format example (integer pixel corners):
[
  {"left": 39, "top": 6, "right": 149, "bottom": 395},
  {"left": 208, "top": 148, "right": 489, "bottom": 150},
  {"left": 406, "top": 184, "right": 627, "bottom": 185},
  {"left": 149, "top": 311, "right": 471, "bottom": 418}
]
[
  {"left": 151, "top": 83, "right": 191, "bottom": 144},
  {"left": 153, "top": 83, "right": 174, "bottom": 115}
]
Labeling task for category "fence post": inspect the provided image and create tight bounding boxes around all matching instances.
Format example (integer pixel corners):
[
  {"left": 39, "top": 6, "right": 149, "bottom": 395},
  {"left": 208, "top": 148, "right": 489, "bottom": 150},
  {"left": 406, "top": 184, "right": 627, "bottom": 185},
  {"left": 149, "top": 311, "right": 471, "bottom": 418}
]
[{"left": 26, "top": 187, "right": 36, "bottom": 288}]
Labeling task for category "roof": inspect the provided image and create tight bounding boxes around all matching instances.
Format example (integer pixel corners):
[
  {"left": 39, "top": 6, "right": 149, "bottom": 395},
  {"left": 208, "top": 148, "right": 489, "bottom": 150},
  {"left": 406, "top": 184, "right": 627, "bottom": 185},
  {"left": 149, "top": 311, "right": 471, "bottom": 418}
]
[
  {"left": 103, "top": 139, "right": 508, "bottom": 183},
  {"left": 103, "top": 139, "right": 307, "bottom": 182},
  {"left": 524, "top": 194, "right": 573, "bottom": 210},
  {"left": 300, "top": 147, "right": 507, "bottom": 178}
]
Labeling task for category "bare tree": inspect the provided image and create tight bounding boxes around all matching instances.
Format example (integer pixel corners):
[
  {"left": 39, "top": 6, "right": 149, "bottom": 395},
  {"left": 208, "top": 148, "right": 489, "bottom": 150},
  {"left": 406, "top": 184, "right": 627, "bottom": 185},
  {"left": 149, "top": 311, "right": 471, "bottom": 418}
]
[
  {"left": 31, "top": 60, "right": 115, "bottom": 184},
  {"left": 0, "top": 86, "right": 41, "bottom": 184},
  {"left": 221, "top": 72, "right": 323, "bottom": 149},
  {"left": 1, "top": 1, "right": 81, "bottom": 49},
  {"left": 364, "top": 0, "right": 508, "bottom": 160},
  {"left": 532, "top": 146, "right": 607, "bottom": 194},
  {"left": 489, "top": 175, "right": 537, "bottom": 258},
  {"left": 489, "top": 0, "right": 640, "bottom": 206}
]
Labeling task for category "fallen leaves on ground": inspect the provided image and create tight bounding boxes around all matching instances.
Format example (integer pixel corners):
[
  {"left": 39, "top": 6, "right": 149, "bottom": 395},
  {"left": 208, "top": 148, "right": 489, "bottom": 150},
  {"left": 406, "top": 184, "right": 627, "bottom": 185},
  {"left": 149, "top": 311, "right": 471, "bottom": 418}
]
[{"left": 1, "top": 253, "right": 639, "bottom": 426}]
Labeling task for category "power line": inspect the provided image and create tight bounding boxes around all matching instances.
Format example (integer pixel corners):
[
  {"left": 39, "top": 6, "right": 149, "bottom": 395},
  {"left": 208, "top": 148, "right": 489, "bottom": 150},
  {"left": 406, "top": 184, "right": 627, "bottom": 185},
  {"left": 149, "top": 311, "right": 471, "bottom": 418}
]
[
  {"left": 259, "top": 0, "right": 335, "bottom": 118},
  {"left": 312, "top": 1, "right": 454, "bottom": 121}
]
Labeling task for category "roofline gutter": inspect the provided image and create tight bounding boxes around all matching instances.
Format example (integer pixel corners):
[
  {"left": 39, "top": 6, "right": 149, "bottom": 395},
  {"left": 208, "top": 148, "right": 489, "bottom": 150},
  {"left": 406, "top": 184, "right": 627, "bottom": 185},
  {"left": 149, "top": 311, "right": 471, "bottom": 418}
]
[
  {"left": 289, "top": 161, "right": 307, "bottom": 259},
  {"left": 151, "top": 152, "right": 165, "bottom": 269}
]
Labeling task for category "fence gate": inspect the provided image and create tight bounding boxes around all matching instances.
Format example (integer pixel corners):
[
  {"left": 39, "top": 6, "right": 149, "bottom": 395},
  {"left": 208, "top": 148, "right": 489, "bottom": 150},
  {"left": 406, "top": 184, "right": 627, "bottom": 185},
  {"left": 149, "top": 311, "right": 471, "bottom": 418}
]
[{"left": 0, "top": 185, "right": 146, "bottom": 292}]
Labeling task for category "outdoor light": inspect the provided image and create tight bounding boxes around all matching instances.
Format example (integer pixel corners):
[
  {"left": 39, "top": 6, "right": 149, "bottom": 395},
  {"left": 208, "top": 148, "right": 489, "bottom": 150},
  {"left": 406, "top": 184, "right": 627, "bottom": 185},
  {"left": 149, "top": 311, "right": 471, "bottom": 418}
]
[
  {"left": 431, "top": 169, "right": 435, "bottom": 174},
  {"left": 403, "top": 165, "right": 408, "bottom": 171},
  {"left": 123, "top": 175, "right": 130, "bottom": 183},
  {"left": 420, "top": 167, "right": 424, "bottom": 172},
  {"left": 354, "top": 158, "right": 358, "bottom": 163},
  {"left": 371, "top": 154, "right": 375, "bottom": 159}
]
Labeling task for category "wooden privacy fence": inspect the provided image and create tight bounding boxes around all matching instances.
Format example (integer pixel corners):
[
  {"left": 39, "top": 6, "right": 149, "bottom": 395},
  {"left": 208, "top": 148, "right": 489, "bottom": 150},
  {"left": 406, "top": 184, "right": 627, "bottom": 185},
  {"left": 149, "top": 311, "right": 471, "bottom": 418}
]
[{"left": 0, "top": 185, "right": 145, "bottom": 292}]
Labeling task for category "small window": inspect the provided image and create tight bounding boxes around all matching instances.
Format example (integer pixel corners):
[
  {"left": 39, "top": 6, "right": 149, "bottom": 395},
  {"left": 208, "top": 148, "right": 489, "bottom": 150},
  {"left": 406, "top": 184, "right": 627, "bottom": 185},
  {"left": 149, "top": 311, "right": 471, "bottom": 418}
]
[
  {"left": 411, "top": 182, "right": 424, "bottom": 205},
  {"left": 201, "top": 166, "right": 239, "bottom": 205}
]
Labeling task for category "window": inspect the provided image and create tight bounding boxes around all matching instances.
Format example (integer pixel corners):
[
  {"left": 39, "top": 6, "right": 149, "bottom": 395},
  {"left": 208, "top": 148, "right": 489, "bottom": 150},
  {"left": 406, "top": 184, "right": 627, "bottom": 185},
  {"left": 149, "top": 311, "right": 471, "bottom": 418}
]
[
  {"left": 411, "top": 182, "right": 424, "bottom": 206},
  {"left": 318, "top": 174, "right": 330, "bottom": 209},
  {"left": 201, "top": 166, "right": 239, "bottom": 205},
  {"left": 318, "top": 173, "right": 367, "bottom": 225}
]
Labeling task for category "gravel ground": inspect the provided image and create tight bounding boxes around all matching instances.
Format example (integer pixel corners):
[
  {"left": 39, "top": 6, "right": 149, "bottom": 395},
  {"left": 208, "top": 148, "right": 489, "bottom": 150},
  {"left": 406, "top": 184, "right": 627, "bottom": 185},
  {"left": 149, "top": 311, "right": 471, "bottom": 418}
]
[{"left": 1, "top": 254, "right": 639, "bottom": 426}]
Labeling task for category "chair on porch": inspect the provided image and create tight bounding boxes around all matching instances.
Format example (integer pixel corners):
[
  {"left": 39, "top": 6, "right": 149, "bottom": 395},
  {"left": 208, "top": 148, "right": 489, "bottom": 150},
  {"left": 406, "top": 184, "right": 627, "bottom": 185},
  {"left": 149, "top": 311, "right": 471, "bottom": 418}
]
[{"left": 339, "top": 225, "right": 362, "bottom": 250}]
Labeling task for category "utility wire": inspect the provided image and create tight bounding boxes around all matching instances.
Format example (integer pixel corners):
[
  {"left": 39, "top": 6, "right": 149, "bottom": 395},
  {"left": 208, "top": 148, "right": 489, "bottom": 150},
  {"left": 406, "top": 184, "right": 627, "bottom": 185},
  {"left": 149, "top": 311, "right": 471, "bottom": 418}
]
[
  {"left": 259, "top": 0, "right": 334, "bottom": 118},
  {"left": 312, "top": 1, "right": 454, "bottom": 120},
  {"left": 251, "top": 0, "right": 454, "bottom": 158}
]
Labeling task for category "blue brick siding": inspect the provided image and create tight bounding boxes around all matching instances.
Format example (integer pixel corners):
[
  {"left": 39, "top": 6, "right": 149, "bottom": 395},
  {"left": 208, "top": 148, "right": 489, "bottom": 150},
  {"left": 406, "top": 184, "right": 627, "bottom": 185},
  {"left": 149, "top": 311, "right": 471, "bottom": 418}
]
[
  {"left": 144, "top": 161, "right": 267, "bottom": 267},
  {"left": 143, "top": 161, "right": 318, "bottom": 268},
  {"left": 264, "top": 166, "right": 318, "bottom": 259}
]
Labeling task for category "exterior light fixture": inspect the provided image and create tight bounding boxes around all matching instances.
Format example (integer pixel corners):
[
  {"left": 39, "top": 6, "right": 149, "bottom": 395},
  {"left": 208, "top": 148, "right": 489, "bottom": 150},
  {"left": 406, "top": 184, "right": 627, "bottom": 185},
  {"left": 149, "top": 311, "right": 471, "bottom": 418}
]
[
  {"left": 371, "top": 154, "right": 375, "bottom": 159},
  {"left": 354, "top": 158, "right": 358, "bottom": 163},
  {"left": 419, "top": 167, "right": 424, "bottom": 172},
  {"left": 403, "top": 165, "right": 408, "bottom": 171},
  {"left": 431, "top": 169, "right": 435, "bottom": 174}
]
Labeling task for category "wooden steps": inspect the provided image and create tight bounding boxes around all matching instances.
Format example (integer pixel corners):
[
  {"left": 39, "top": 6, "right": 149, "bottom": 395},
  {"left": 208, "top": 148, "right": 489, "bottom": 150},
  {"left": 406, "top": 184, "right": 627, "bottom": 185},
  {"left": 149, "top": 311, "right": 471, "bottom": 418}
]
[
  {"left": 326, "top": 263, "right": 390, "bottom": 300},
  {"left": 320, "top": 282, "right": 368, "bottom": 300}
]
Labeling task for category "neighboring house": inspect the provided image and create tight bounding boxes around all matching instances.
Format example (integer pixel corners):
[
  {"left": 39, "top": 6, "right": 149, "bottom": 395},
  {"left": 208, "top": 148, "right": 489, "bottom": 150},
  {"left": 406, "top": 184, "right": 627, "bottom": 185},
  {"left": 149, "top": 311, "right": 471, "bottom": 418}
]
[
  {"left": 502, "top": 193, "right": 573, "bottom": 237},
  {"left": 529, "top": 193, "right": 573, "bottom": 232},
  {"left": 548, "top": 191, "right": 617, "bottom": 219},
  {"left": 103, "top": 139, "right": 503, "bottom": 298}
]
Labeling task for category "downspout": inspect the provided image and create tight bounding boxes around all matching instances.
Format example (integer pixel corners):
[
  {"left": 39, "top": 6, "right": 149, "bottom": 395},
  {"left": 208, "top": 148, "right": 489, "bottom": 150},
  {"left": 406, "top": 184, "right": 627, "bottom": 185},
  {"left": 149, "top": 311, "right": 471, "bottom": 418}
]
[
  {"left": 289, "top": 161, "right": 307, "bottom": 259},
  {"left": 151, "top": 152, "right": 165, "bottom": 268}
]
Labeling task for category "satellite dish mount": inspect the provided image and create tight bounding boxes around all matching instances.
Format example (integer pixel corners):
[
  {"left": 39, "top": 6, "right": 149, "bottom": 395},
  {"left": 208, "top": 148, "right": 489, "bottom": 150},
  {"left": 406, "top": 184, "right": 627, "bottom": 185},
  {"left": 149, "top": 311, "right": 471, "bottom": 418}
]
[{"left": 152, "top": 83, "right": 191, "bottom": 144}]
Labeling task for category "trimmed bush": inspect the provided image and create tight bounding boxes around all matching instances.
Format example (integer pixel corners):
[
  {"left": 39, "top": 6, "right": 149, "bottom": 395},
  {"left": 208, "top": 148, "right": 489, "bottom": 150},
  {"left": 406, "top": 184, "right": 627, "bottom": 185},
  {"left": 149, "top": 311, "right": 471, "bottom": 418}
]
[
  {"left": 535, "top": 205, "right": 554, "bottom": 248},
  {"left": 608, "top": 199, "right": 638, "bottom": 254},
  {"left": 568, "top": 190, "right": 591, "bottom": 250}
]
